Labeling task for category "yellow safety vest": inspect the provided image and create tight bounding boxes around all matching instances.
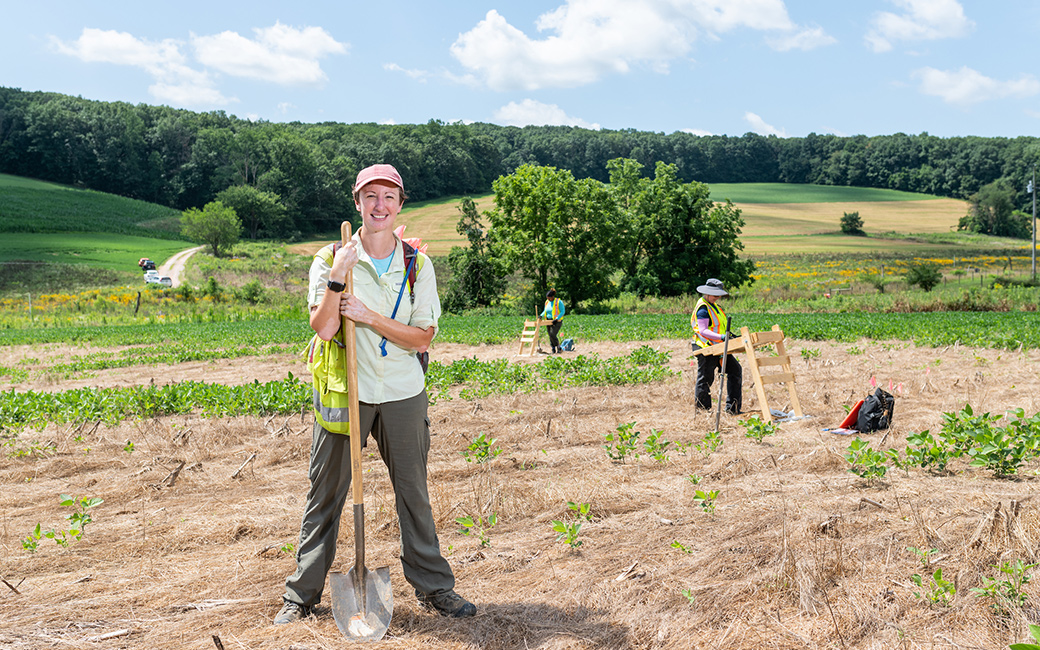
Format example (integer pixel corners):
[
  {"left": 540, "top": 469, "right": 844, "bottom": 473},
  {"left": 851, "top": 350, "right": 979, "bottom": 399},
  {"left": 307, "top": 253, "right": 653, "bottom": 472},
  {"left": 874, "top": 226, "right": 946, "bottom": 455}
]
[
  {"left": 691, "top": 297, "right": 728, "bottom": 348},
  {"left": 543, "top": 298, "right": 562, "bottom": 319},
  {"left": 305, "top": 333, "right": 351, "bottom": 434}
]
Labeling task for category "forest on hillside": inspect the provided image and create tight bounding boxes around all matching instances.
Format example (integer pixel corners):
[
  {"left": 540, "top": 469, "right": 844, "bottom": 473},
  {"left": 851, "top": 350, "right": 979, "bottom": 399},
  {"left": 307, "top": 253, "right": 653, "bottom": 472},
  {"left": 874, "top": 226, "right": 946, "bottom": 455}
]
[{"left": 2, "top": 86, "right": 1039, "bottom": 238}]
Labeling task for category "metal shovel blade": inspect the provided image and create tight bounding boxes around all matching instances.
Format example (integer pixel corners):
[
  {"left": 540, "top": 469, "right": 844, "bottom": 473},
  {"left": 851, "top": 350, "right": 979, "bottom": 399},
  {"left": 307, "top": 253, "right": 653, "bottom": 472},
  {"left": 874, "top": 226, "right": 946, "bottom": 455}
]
[{"left": 330, "top": 567, "right": 393, "bottom": 641}]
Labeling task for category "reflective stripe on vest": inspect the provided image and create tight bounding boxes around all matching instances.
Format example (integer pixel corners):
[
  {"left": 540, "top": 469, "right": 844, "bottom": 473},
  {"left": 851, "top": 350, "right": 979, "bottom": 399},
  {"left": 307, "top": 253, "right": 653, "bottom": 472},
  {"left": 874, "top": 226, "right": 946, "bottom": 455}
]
[
  {"left": 692, "top": 297, "right": 728, "bottom": 348},
  {"left": 313, "top": 386, "right": 350, "bottom": 434}
]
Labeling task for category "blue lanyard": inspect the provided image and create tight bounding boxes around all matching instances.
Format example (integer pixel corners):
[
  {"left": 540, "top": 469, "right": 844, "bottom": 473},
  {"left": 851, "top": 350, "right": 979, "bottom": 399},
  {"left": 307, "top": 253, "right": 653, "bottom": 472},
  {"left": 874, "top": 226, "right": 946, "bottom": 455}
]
[{"left": 378, "top": 253, "right": 418, "bottom": 357}]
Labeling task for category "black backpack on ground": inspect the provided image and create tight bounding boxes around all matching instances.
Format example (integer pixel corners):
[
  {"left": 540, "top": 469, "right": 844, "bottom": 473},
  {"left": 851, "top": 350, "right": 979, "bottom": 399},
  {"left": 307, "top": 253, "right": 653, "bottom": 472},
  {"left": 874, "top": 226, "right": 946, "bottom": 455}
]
[{"left": 857, "top": 388, "right": 895, "bottom": 432}]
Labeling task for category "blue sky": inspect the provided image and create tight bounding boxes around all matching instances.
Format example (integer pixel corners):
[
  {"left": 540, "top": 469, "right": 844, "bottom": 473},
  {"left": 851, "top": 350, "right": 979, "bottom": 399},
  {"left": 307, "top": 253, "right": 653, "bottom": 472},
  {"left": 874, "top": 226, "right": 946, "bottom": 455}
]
[{"left": 3, "top": 1, "right": 1040, "bottom": 138}]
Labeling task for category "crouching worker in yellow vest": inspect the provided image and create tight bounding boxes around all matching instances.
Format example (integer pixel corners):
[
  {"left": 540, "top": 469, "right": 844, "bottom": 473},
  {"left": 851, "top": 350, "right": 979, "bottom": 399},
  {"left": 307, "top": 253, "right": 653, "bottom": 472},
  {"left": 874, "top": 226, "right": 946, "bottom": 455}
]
[
  {"left": 692, "top": 278, "right": 742, "bottom": 416},
  {"left": 275, "top": 164, "right": 476, "bottom": 625}
]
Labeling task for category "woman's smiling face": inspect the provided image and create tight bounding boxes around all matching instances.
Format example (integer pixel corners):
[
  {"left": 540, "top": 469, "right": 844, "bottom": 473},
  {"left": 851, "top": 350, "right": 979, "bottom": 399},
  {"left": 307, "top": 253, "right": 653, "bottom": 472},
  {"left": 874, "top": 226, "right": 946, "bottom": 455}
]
[{"left": 354, "top": 179, "right": 403, "bottom": 234}]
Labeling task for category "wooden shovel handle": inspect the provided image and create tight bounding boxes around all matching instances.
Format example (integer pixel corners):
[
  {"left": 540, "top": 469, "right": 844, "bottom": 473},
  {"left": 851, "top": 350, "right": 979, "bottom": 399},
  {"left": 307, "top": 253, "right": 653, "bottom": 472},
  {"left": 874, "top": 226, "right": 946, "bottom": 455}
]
[{"left": 340, "top": 222, "right": 364, "bottom": 507}]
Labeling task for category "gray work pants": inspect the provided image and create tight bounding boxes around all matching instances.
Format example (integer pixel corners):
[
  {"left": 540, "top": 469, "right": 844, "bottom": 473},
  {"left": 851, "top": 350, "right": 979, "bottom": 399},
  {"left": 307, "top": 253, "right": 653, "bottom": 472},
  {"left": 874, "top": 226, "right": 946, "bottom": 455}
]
[{"left": 283, "top": 391, "right": 455, "bottom": 607}]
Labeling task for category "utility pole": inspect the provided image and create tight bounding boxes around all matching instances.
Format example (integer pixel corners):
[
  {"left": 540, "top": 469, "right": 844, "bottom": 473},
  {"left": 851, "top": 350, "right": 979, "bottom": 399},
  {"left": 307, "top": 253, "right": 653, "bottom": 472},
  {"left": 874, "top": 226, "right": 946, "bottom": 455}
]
[{"left": 1033, "top": 164, "right": 1037, "bottom": 281}]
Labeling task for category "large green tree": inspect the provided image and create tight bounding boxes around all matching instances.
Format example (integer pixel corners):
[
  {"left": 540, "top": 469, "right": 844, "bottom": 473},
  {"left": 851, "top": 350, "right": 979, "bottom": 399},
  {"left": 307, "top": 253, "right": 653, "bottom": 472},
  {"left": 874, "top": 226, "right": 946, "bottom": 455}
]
[
  {"left": 215, "top": 184, "right": 287, "bottom": 239},
  {"left": 488, "top": 164, "right": 623, "bottom": 310},
  {"left": 181, "top": 200, "right": 241, "bottom": 257},
  {"left": 959, "top": 179, "right": 1030, "bottom": 238},
  {"left": 609, "top": 158, "right": 754, "bottom": 297},
  {"left": 442, "top": 197, "right": 507, "bottom": 313}
]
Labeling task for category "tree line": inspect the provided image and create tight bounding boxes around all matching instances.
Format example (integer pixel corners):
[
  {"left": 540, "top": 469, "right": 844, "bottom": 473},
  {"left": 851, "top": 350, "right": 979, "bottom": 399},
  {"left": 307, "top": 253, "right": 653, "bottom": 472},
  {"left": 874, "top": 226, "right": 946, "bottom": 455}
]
[{"left": 3, "top": 86, "right": 1040, "bottom": 240}]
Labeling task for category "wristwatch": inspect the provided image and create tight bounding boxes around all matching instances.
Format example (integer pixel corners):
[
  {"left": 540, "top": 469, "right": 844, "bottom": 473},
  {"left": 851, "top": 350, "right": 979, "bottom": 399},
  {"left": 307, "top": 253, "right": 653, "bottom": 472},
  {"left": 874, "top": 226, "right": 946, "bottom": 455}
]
[{"left": 326, "top": 279, "right": 346, "bottom": 293}]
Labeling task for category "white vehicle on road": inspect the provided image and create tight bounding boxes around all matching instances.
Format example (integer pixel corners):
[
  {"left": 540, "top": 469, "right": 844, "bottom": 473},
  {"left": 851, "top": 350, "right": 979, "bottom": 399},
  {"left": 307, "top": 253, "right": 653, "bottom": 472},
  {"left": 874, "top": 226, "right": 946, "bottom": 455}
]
[{"left": 143, "top": 270, "right": 173, "bottom": 287}]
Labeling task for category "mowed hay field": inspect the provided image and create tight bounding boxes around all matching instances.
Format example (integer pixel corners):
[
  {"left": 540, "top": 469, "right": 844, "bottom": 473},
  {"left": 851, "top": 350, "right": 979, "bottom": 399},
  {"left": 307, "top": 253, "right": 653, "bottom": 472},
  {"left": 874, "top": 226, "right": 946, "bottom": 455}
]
[
  {"left": 738, "top": 198, "right": 967, "bottom": 255},
  {"left": 386, "top": 189, "right": 967, "bottom": 257},
  {"left": 2, "top": 337, "right": 1040, "bottom": 649}
]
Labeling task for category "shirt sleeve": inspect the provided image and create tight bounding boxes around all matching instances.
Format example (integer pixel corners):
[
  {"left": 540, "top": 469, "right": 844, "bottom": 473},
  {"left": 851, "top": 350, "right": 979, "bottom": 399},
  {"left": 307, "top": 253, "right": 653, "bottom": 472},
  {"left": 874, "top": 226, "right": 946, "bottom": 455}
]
[{"left": 308, "top": 247, "right": 333, "bottom": 308}]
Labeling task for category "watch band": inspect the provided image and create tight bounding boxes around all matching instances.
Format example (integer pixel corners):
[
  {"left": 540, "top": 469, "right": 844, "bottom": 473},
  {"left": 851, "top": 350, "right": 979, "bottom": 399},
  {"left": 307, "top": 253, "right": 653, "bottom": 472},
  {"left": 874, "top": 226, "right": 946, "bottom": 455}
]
[{"left": 326, "top": 279, "right": 346, "bottom": 293}]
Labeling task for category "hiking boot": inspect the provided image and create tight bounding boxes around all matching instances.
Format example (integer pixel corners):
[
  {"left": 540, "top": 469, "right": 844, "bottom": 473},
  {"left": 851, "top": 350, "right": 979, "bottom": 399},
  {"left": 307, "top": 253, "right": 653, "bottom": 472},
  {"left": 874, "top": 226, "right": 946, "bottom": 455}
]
[
  {"left": 416, "top": 589, "right": 476, "bottom": 618},
  {"left": 273, "top": 600, "right": 312, "bottom": 625}
]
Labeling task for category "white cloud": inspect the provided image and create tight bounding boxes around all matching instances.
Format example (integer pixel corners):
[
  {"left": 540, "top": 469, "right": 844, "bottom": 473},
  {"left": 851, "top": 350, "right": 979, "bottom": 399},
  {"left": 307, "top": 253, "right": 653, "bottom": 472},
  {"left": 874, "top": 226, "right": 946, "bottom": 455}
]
[
  {"left": 865, "top": 0, "right": 973, "bottom": 53},
  {"left": 451, "top": 1, "right": 833, "bottom": 91},
  {"left": 51, "top": 28, "right": 235, "bottom": 107},
  {"left": 50, "top": 28, "right": 184, "bottom": 72},
  {"left": 744, "top": 111, "right": 787, "bottom": 137},
  {"left": 50, "top": 23, "right": 347, "bottom": 108},
  {"left": 192, "top": 22, "right": 347, "bottom": 86},
  {"left": 384, "top": 63, "right": 430, "bottom": 83},
  {"left": 767, "top": 26, "right": 837, "bottom": 52},
  {"left": 494, "top": 99, "right": 601, "bottom": 129},
  {"left": 913, "top": 66, "right": 1040, "bottom": 105},
  {"left": 681, "top": 128, "right": 714, "bottom": 136},
  {"left": 150, "top": 82, "right": 235, "bottom": 107}
]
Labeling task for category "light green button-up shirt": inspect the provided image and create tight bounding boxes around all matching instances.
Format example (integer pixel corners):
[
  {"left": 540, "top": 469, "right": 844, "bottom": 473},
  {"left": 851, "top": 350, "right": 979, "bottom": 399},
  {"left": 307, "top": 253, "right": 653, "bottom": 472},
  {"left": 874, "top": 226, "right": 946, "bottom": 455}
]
[{"left": 308, "top": 232, "right": 440, "bottom": 405}]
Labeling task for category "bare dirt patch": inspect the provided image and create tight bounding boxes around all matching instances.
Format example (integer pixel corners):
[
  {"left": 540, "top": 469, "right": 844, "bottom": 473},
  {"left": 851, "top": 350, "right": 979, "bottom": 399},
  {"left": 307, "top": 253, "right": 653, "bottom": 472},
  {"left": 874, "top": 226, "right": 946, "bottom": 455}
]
[{"left": 2, "top": 338, "right": 1040, "bottom": 649}]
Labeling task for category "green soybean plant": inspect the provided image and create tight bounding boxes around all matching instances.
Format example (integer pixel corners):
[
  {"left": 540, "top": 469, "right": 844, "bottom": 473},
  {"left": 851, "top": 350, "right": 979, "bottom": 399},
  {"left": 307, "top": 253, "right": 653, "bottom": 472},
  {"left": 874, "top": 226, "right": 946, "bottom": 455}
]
[
  {"left": 552, "top": 520, "right": 583, "bottom": 548},
  {"left": 911, "top": 568, "right": 956, "bottom": 607},
  {"left": 456, "top": 513, "right": 498, "bottom": 547},
  {"left": 966, "top": 408, "right": 1040, "bottom": 477},
  {"left": 845, "top": 438, "right": 888, "bottom": 481},
  {"left": 740, "top": 414, "right": 778, "bottom": 443},
  {"left": 604, "top": 421, "right": 641, "bottom": 463},
  {"left": 23, "top": 494, "right": 104, "bottom": 552},
  {"left": 461, "top": 433, "right": 502, "bottom": 464},
  {"left": 671, "top": 540, "right": 693, "bottom": 554},
  {"left": 902, "top": 430, "right": 957, "bottom": 473},
  {"left": 695, "top": 429, "right": 723, "bottom": 458},
  {"left": 642, "top": 428, "right": 671, "bottom": 462},
  {"left": 693, "top": 489, "right": 719, "bottom": 514},
  {"left": 971, "top": 559, "right": 1035, "bottom": 615},
  {"left": 567, "top": 501, "right": 593, "bottom": 521}
]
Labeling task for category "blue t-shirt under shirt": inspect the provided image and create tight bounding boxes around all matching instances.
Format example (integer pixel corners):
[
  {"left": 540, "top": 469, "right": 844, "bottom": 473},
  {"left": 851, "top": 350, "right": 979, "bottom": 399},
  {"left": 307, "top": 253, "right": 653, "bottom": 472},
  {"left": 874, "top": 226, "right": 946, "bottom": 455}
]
[{"left": 371, "top": 250, "right": 394, "bottom": 277}]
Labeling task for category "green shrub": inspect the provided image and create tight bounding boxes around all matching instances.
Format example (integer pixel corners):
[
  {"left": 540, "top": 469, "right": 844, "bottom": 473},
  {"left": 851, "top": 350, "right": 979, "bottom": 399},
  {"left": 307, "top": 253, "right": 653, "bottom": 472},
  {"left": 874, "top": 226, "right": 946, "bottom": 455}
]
[{"left": 905, "top": 264, "right": 943, "bottom": 292}]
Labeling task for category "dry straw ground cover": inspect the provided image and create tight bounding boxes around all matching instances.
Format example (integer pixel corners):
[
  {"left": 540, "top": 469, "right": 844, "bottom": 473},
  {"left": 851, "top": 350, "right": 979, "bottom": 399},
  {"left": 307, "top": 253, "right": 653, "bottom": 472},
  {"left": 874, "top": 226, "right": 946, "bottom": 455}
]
[{"left": 2, "top": 336, "right": 1040, "bottom": 649}]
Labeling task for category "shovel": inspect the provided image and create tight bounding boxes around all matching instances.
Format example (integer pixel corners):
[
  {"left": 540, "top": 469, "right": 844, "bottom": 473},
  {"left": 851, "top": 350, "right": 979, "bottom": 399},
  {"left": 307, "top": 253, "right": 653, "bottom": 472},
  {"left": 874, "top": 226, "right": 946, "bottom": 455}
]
[
  {"left": 330, "top": 221, "right": 393, "bottom": 641},
  {"left": 714, "top": 320, "right": 734, "bottom": 434}
]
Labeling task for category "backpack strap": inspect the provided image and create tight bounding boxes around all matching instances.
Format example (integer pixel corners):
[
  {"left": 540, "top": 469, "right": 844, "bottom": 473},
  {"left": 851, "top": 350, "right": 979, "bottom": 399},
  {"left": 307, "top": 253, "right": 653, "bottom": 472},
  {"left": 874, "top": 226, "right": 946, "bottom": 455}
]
[
  {"left": 315, "top": 241, "right": 339, "bottom": 266},
  {"left": 402, "top": 240, "right": 424, "bottom": 305}
]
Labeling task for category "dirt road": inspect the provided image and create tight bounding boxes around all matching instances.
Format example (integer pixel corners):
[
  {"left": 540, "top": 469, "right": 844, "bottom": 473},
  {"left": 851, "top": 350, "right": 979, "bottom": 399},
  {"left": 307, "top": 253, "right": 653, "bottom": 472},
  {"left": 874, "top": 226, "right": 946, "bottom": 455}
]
[{"left": 157, "top": 246, "right": 203, "bottom": 287}]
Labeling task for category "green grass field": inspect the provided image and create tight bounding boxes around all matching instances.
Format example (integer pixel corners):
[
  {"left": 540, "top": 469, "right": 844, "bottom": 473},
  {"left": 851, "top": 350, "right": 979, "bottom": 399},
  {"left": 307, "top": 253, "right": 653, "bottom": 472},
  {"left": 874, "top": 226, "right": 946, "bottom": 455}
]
[
  {"left": 0, "top": 173, "right": 183, "bottom": 239},
  {"left": 0, "top": 232, "right": 192, "bottom": 270},
  {"left": 707, "top": 183, "right": 940, "bottom": 204}
]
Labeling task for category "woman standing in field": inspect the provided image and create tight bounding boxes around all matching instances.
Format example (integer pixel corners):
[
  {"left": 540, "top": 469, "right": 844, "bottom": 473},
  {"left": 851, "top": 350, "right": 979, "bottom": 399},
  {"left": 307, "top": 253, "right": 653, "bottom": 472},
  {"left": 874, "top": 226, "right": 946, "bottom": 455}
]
[
  {"left": 691, "top": 278, "right": 742, "bottom": 415},
  {"left": 275, "top": 163, "right": 476, "bottom": 625}
]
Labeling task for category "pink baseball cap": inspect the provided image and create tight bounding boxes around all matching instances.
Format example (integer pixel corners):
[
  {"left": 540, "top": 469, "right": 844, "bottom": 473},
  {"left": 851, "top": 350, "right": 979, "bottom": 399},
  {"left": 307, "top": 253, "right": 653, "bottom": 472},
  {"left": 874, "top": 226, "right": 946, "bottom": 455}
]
[{"left": 353, "top": 164, "right": 404, "bottom": 193}]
